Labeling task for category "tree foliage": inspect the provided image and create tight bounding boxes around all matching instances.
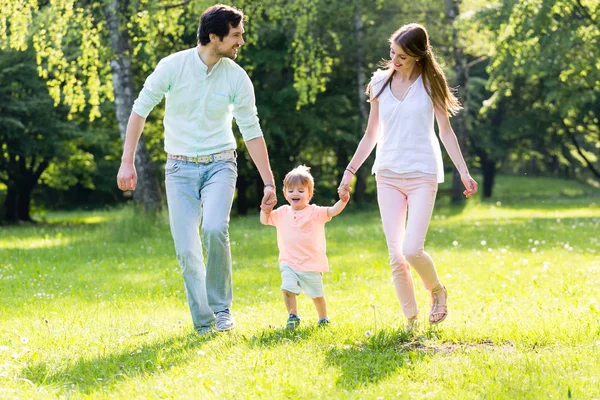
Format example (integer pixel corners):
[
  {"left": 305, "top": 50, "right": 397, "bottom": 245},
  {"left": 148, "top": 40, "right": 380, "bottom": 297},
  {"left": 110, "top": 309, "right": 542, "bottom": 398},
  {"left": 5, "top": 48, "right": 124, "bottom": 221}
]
[
  {"left": 476, "top": 0, "right": 600, "bottom": 183},
  {"left": 0, "top": 48, "right": 81, "bottom": 222}
]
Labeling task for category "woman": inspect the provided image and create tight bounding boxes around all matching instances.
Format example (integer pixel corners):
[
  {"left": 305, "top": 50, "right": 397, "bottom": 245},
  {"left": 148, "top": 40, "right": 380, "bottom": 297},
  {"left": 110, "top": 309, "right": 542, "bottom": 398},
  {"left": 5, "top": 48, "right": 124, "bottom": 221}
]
[{"left": 338, "top": 23, "right": 478, "bottom": 328}]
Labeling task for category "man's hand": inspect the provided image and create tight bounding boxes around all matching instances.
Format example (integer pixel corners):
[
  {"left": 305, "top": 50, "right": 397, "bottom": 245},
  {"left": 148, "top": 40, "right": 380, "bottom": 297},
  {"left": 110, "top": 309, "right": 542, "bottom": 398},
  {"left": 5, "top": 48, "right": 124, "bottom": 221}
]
[
  {"left": 117, "top": 161, "right": 137, "bottom": 191},
  {"left": 260, "top": 202, "right": 275, "bottom": 214},
  {"left": 261, "top": 185, "right": 277, "bottom": 210}
]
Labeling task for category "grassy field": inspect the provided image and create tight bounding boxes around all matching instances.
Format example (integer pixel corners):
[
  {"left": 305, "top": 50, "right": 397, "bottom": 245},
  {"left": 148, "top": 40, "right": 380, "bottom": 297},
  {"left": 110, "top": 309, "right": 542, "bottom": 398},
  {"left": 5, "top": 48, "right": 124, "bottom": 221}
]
[{"left": 1, "top": 175, "right": 599, "bottom": 399}]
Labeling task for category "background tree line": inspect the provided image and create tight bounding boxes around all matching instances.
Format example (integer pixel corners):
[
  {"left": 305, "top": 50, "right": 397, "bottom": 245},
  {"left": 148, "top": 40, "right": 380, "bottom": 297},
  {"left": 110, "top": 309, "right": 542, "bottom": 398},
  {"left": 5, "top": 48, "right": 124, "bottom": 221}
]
[{"left": 0, "top": 0, "right": 598, "bottom": 223}]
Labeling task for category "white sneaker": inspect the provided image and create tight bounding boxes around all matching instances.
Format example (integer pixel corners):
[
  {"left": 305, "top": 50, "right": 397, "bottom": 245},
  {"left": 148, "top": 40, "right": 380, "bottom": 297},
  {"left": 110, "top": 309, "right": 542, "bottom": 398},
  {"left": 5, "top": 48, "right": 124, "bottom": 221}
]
[{"left": 215, "top": 311, "right": 235, "bottom": 332}]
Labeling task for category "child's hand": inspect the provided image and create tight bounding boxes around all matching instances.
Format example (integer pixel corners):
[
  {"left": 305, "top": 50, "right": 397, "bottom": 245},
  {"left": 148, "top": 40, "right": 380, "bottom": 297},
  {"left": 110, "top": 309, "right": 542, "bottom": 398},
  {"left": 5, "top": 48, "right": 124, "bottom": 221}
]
[
  {"left": 340, "top": 192, "right": 350, "bottom": 203},
  {"left": 260, "top": 202, "right": 275, "bottom": 214}
]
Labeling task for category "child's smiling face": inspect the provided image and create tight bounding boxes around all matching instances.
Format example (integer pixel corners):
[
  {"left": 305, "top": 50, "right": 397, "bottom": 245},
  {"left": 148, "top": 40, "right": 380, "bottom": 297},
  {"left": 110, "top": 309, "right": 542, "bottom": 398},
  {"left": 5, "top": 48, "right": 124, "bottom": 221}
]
[{"left": 284, "top": 184, "right": 311, "bottom": 211}]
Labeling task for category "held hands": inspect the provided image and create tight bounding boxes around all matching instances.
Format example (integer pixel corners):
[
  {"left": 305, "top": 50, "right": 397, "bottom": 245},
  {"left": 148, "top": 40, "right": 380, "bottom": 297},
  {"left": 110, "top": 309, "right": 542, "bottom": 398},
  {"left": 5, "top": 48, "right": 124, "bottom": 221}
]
[
  {"left": 117, "top": 162, "right": 137, "bottom": 191},
  {"left": 261, "top": 185, "right": 277, "bottom": 213},
  {"left": 337, "top": 170, "right": 353, "bottom": 202},
  {"left": 461, "top": 174, "right": 478, "bottom": 198}
]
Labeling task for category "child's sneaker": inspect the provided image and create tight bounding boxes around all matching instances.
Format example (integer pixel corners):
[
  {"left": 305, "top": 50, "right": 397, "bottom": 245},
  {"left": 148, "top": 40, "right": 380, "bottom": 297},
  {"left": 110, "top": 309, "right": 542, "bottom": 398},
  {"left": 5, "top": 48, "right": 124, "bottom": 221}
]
[
  {"left": 286, "top": 314, "right": 301, "bottom": 330},
  {"left": 318, "top": 317, "right": 330, "bottom": 326}
]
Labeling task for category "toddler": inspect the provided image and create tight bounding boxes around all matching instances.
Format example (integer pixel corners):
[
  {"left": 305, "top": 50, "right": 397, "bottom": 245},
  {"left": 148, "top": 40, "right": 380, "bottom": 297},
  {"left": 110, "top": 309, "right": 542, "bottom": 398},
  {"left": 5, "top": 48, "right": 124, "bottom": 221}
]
[{"left": 260, "top": 165, "right": 349, "bottom": 329}]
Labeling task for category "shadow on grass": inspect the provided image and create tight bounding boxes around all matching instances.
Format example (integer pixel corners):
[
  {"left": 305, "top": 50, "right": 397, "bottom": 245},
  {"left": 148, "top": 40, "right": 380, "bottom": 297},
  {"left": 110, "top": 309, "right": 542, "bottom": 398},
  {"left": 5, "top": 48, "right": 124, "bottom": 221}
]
[
  {"left": 325, "top": 328, "right": 519, "bottom": 390},
  {"left": 324, "top": 329, "right": 429, "bottom": 390},
  {"left": 21, "top": 331, "right": 214, "bottom": 395},
  {"left": 247, "top": 325, "right": 319, "bottom": 348}
]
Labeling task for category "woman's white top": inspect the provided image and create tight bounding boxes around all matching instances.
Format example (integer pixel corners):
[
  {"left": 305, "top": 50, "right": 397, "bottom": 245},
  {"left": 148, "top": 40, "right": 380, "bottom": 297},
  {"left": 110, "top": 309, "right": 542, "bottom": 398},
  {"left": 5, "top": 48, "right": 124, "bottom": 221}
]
[{"left": 370, "top": 69, "right": 444, "bottom": 183}]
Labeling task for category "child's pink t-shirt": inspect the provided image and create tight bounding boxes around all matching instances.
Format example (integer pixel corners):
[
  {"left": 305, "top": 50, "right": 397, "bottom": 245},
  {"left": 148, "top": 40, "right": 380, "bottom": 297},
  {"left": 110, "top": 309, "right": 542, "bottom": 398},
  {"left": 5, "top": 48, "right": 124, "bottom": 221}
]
[{"left": 266, "top": 204, "right": 332, "bottom": 272}]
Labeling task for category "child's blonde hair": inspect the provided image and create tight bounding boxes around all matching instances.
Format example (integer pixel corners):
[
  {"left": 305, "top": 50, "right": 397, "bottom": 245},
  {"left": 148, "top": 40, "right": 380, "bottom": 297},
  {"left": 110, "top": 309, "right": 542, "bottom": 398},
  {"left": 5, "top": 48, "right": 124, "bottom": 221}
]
[{"left": 283, "top": 165, "right": 314, "bottom": 197}]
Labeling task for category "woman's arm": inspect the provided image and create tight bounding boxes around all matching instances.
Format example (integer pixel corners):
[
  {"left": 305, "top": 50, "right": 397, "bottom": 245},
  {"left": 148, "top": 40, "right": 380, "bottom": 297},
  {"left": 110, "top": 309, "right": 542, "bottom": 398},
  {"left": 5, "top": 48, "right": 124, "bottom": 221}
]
[
  {"left": 434, "top": 106, "right": 478, "bottom": 198},
  {"left": 337, "top": 100, "right": 380, "bottom": 197}
]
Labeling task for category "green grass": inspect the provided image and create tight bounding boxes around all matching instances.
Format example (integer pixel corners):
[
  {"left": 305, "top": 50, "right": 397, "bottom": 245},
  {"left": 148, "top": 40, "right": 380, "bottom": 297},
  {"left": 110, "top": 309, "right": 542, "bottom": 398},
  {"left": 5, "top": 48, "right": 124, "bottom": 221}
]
[{"left": 1, "top": 175, "right": 599, "bottom": 399}]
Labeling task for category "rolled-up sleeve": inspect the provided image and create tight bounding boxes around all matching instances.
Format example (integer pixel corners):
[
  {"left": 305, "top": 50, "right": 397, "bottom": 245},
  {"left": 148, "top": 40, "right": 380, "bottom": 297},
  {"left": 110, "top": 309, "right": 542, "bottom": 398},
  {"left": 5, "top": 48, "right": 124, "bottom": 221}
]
[
  {"left": 233, "top": 71, "right": 263, "bottom": 141},
  {"left": 132, "top": 58, "right": 172, "bottom": 118}
]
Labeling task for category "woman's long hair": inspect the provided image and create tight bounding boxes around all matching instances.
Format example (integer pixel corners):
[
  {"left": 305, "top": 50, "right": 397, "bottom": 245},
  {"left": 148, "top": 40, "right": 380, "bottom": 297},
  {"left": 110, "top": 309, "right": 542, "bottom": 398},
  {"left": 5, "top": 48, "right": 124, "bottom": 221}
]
[{"left": 368, "top": 23, "right": 462, "bottom": 116}]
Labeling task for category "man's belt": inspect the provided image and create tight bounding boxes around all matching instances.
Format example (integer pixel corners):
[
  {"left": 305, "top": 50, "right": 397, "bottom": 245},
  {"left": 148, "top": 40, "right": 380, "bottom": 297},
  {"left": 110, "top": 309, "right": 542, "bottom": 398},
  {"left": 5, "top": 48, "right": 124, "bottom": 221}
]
[{"left": 167, "top": 150, "right": 236, "bottom": 164}]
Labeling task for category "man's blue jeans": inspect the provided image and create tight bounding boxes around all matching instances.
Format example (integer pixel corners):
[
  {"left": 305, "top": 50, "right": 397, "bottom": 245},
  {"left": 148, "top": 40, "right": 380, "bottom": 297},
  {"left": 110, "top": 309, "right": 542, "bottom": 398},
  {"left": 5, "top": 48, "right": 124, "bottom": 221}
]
[{"left": 165, "top": 158, "right": 237, "bottom": 329}]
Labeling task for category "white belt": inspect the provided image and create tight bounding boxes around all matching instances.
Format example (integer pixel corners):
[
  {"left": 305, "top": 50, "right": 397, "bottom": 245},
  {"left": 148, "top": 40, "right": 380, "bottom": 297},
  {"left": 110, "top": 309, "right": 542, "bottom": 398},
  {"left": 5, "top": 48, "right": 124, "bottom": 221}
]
[{"left": 167, "top": 150, "right": 236, "bottom": 164}]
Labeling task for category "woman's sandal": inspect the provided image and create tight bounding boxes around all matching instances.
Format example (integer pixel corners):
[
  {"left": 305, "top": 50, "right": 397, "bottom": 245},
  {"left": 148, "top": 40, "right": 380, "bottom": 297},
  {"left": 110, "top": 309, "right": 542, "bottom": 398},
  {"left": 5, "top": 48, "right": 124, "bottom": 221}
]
[{"left": 429, "top": 285, "right": 448, "bottom": 325}]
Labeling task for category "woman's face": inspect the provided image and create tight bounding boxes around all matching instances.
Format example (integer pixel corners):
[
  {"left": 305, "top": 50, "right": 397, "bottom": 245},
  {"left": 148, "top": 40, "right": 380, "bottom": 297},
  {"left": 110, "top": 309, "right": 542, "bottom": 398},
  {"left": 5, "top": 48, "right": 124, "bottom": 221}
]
[{"left": 389, "top": 42, "right": 419, "bottom": 71}]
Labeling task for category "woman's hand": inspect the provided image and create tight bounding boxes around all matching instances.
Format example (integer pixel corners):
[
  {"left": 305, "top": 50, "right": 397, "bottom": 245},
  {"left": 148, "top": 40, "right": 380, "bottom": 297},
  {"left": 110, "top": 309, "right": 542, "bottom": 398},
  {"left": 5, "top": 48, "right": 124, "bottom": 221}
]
[
  {"left": 337, "top": 170, "right": 354, "bottom": 202},
  {"left": 461, "top": 174, "right": 478, "bottom": 198}
]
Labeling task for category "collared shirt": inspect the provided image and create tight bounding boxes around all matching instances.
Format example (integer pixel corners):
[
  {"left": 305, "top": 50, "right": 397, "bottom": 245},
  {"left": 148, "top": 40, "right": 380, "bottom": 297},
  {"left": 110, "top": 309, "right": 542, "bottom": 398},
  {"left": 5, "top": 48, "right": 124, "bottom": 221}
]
[
  {"left": 266, "top": 204, "right": 332, "bottom": 272},
  {"left": 132, "top": 47, "right": 263, "bottom": 156},
  {"left": 370, "top": 69, "right": 445, "bottom": 183}
]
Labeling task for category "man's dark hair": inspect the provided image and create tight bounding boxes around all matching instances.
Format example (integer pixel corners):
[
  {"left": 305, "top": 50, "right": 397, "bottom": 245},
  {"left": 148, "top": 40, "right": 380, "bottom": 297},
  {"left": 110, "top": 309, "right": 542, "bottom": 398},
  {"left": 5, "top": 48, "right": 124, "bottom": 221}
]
[{"left": 197, "top": 4, "right": 244, "bottom": 45}]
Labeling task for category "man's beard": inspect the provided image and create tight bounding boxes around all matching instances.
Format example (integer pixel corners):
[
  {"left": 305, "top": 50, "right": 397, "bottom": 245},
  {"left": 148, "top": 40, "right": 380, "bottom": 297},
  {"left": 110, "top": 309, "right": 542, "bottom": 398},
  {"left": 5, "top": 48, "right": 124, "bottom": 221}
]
[{"left": 216, "top": 47, "right": 237, "bottom": 60}]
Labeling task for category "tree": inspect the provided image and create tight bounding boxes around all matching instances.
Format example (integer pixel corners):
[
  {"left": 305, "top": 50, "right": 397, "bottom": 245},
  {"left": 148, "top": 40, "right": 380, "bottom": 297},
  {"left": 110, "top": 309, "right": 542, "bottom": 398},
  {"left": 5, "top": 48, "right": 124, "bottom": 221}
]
[
  {"left": 0, "top": 0, "right": 195, "bottom": 212},
  {"left": 0, "top": 49, "right": 79, "bottom": 223},
  {"left": 479, "top": 0, "right": 600, "bottom": 184}
]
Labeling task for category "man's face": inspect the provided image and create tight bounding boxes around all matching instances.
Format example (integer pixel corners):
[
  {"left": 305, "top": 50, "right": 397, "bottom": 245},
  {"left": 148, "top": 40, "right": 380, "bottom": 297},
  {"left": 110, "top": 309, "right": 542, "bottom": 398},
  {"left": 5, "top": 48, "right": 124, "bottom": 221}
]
[{"left": 213, "top": 22, "right": 245, "bottom": 59}]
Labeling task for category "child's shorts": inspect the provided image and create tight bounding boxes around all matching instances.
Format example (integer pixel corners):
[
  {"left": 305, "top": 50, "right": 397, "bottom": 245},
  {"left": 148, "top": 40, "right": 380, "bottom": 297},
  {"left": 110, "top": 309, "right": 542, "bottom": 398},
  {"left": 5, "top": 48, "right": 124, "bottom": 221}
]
[{"left": 279, "top": 263, "right": 324, "bottom": 298}]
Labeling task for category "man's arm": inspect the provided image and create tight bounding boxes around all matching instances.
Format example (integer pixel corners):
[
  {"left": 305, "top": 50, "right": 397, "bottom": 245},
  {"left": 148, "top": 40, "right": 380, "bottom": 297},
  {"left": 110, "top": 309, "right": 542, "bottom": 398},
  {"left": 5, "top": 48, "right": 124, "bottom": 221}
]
[
  {"left": 116, "top": 57, "right": 170, "bottom": 192},
  {"left": 245, "top": 137, "right": 277, "bottom": 207},
  {"left": 327, "top": 198, "right": 349, "bottom": 218},
  {"left": 117, "top": 112, "right": 146, "bottom": 191}
]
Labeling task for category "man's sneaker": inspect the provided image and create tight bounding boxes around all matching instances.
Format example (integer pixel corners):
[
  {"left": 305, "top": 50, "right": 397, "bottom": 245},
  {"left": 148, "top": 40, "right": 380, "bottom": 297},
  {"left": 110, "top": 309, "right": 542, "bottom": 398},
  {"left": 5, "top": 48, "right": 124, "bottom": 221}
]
[
  {"left": 215, "top": 310, "right": 236, "bottom": 332},
  {"left": 286, "top": 314, "right": 301, "bottom": 330},
  {"left": 195, "top": 326, "right": 214, "bottom": 335},
  {"left": 318, "top": 317, "right": 330, "bottom": 326}
]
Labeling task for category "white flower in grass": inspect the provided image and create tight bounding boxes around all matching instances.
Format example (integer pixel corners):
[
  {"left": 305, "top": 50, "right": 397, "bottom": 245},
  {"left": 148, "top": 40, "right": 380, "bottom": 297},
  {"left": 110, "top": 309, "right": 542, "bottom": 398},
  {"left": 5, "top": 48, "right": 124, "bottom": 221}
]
[
  {"left": 480, "top": 240, "right": 487, "bottom": 246},
  {"left": 197, "top": 350, "right": 206, "bottom": 356},
  {"left": 452, "top": 241, "right": 459, "bottom": 246},
  {"left": 531, "top": 248, "right": 537, "bottom": 253},
  {"left": 365, "top": 331, "right": 372, "bottom": 337},
  {"left": 543, "top": 262, "right": 550, "bottom": 271},
  {"left": 20, "top": 337, "right": 28, "bottom": 345}
]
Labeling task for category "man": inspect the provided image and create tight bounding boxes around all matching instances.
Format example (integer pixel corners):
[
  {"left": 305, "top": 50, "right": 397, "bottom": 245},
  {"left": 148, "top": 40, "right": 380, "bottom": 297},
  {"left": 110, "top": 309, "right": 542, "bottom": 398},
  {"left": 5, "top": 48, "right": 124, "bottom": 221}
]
[{"left": 116, "top": 4, "right": 276, "bottom": 334}]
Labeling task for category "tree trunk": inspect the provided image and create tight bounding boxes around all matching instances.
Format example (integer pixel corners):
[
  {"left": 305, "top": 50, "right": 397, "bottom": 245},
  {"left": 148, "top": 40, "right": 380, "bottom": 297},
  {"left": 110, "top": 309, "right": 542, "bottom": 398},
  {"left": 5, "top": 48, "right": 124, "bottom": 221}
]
[
  {"left": 445, "top": 0, "right": 469, "bottom": 204},
  {"left": 563, "top": 123, "right": 600, "bottom": 179},
  {"left": 17, "top": 181, "right": 34, "bottom": 222},
  {"left": 353, "top": 0, "right": 369, "bottom": 202},
  {"left": 4, "top": 185, "right": 18, "bottom": 223},
  {"left": 105, "top": 0, "right": 162, "bottom": 213},
  {"left": 481, "top": 157, "right": 496, "bottom": 199}
]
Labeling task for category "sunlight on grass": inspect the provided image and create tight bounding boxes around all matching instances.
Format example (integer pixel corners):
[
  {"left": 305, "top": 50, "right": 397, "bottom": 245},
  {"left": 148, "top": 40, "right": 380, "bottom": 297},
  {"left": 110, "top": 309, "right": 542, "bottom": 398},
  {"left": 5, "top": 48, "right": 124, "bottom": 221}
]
[
  {"left": 0, "top": 235, "right": 72, "bottom": 250},
  {"left": 0, "top": 175, "right": 599, "bottom": 399}
]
